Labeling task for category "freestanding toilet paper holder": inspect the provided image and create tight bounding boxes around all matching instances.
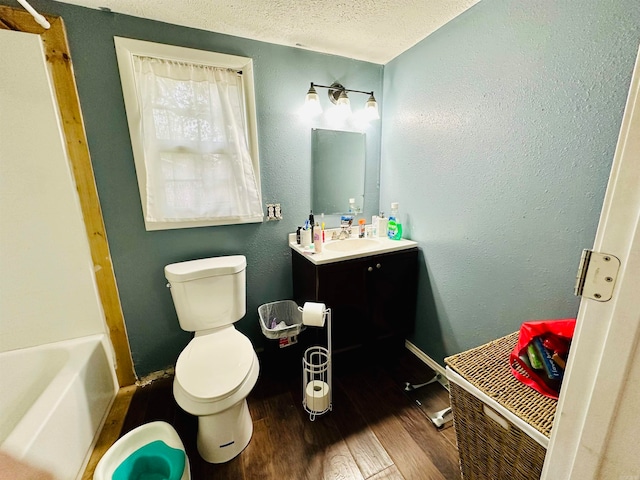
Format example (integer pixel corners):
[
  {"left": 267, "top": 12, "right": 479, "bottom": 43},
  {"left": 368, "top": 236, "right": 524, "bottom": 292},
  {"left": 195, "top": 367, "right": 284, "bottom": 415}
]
[{"left": 299, "top": 303, "right": 332, "bottom": 421}]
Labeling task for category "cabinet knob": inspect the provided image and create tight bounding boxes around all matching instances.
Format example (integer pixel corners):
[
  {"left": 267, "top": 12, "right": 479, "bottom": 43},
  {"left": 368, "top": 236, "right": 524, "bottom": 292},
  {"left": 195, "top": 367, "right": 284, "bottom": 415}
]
[
  {"left": 376, "top": 263, "right": 382, "bottom": 269},
  {"left": 367, "top": 266, "right": 373, "bottom": 272}
]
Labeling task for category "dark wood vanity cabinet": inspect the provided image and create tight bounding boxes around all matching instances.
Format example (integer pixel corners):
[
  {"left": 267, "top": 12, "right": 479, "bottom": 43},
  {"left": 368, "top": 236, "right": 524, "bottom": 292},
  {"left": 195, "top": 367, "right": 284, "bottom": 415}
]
[{"left": 292, "top": 248, "right": 419, "bottom": 356}]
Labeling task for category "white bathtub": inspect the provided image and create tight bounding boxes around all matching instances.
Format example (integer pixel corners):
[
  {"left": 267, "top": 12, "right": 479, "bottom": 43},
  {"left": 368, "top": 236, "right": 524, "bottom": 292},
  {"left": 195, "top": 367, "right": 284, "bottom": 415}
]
[{"left": 0, "top": 334, "right": 118, "bottom": 479}]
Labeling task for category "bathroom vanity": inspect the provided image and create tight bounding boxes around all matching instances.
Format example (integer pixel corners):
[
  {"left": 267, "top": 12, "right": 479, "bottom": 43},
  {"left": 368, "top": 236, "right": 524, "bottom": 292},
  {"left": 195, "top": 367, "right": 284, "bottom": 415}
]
[{"left": 290, "top": 235, "right": 419, "bottom": 356}]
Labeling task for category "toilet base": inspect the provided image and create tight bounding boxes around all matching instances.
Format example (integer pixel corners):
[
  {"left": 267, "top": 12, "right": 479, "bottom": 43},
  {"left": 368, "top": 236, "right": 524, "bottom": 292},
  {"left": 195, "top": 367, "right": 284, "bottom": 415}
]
[{"left": 196, "top": 399, "right": 254, "bottom": 463}]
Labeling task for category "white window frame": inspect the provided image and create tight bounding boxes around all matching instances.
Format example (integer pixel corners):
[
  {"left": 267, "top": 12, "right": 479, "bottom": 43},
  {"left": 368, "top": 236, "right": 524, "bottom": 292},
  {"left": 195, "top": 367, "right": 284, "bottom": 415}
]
[{"left": 114, "top": 36, "right": 262, "bottom": 230}]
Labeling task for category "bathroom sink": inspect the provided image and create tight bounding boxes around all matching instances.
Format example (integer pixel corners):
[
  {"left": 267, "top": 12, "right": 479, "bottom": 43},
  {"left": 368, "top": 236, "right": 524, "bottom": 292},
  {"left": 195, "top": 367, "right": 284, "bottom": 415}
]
[
  {"left": 323, "top": 238, "right": 381, "bottom": 252},
  {"left": 289, "top": 230, "right": 418, "bottom": 265}
]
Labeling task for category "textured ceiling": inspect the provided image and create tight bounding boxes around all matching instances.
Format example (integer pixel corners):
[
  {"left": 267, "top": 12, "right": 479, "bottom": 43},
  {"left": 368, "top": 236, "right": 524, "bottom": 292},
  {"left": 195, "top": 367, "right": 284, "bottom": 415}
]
[{"left": 53, "top": 0, "right": 479, "bottom": 64}]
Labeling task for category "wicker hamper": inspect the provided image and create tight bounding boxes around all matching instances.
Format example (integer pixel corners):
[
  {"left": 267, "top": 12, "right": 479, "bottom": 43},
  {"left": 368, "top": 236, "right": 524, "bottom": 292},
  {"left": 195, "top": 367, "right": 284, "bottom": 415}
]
[{"left": 445, "top": 332, "right": 558, "bottom": 480}]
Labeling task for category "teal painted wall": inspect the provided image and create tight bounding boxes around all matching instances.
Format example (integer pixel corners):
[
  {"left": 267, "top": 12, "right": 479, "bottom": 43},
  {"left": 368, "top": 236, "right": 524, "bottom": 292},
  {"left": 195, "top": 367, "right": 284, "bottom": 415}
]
[
  {"left": 6, "top": 0, "right": 639, "bottom": 375},
  {"left": 3, "top": 0, "right": 382, "bottom": 376},
  {"left": 381, "top": 1, "right": 640, "bottom": 362}
]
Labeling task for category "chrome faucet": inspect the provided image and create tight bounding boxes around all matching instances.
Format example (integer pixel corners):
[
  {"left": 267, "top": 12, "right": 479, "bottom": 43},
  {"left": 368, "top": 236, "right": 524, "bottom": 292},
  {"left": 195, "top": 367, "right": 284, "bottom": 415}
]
[{"left": 337, "top": 226, "right": 350, "bottom": 240}]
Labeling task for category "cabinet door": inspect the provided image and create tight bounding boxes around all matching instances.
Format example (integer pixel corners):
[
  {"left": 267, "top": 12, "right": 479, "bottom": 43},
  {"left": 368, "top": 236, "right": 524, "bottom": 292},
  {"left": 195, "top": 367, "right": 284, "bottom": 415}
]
[
  {"left": 292, "top": 250, "right": 318, "bottom": 302},
  {"left": 367, "top": 249, "right": 418, "bottom": 343},
  {"left": 316, "top": 258, "right": 369, "bottom": 353},
  {"left": 291, "top": 251, "right": 368, "bottom": 353}
]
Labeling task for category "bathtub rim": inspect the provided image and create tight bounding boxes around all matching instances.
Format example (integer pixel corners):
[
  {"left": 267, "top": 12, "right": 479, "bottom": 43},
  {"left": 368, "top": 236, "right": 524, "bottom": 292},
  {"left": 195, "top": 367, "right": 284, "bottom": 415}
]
[{"left": 0, "top": 333, "right": 119, "bottom": 480}]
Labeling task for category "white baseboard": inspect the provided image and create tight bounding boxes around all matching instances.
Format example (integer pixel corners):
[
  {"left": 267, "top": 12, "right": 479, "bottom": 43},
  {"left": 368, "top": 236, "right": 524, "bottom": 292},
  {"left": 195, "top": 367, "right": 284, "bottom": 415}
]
[{"left": 405, "top": 340, "right": 450, "bottom": 391}]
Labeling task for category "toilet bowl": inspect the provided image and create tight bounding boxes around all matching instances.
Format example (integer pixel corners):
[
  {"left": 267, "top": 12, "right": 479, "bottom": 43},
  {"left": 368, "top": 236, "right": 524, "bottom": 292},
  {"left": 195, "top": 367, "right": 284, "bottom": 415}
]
[
  {"left": 93, "top": 421, "right": 190, "bottom": 480},
  {"left": 164, "top": 256, "right": 260, "bottom": 464},
  {"left": 173, "top": 325, "right": 260, "bottom": 463}
]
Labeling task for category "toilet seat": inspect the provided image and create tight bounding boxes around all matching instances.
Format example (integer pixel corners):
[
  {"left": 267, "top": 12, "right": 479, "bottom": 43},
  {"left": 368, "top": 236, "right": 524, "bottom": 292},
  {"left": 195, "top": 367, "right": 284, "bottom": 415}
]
[{"left": 175, "top": 328, "right": 254, "bottom": 403}]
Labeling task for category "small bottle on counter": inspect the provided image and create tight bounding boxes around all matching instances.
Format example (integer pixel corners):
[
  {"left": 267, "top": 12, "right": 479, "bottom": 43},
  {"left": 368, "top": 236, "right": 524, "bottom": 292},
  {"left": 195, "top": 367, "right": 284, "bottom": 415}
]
[
  {"left": 309, "top": 210, "right": 315, "bottom": 240},
  {"left": 313, "top": 222, "right": 323, "bottom": 253},
  {"left": 358, "top": 218, "right": 366, "bottom": 238},
  {"left": 377, "top": 212, "right": 388, "bottom": 237},
  {"left": 301, "top": 227, "right": 312, "bottom": 247}
]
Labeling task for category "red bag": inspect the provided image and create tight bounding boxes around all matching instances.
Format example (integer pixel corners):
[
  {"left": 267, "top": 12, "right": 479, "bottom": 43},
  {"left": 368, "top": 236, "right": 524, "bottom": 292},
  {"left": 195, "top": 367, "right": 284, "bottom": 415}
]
[{"left": 509, "top": 318, "right": 576, "bottom": 399}]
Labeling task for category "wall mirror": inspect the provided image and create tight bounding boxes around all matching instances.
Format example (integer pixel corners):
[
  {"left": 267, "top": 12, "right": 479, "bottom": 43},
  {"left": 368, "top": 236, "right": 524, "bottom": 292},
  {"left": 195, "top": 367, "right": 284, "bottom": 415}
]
[{"left": 311, "top": 128, "right": 366, "bottom": 215}]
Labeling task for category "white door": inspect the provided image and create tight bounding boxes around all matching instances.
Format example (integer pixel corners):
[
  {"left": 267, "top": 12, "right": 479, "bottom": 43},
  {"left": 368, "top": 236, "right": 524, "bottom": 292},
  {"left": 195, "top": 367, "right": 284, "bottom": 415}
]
[{"left": 542, "top": 45, "right": 640, "bottom": 479}]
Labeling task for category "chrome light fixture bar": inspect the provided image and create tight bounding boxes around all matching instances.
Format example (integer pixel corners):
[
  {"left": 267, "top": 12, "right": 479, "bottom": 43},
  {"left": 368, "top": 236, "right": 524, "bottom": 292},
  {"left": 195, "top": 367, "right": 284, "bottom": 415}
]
[{"left": 305, "top": 82, "right": 379, "bottom": 119}]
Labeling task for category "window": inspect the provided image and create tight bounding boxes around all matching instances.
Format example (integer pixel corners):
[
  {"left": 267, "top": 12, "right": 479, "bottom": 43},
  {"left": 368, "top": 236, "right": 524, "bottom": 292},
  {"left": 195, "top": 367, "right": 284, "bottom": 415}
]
[{"left": 114, "top": 37, "right": 262, "bottom": 230}]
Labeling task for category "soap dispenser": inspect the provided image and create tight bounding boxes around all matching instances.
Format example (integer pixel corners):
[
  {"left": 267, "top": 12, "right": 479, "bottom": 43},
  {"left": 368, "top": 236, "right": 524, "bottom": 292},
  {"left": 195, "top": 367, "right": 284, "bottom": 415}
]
[
  {"left": 377, "top": 212, "right": 388, "bottom": 237},
  {"left": 387, "top": 203, "right": 403, "bottom": 240}
]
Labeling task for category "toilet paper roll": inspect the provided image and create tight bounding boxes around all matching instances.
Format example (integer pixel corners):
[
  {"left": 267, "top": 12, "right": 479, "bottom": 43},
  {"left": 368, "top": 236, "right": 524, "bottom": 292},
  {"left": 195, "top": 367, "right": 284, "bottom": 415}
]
[
  {"left": 302, "top": 302, "right": 326, "bottom": 327},
  {"left": 305, "top": 380, "right": 330, "bottom": 413}
]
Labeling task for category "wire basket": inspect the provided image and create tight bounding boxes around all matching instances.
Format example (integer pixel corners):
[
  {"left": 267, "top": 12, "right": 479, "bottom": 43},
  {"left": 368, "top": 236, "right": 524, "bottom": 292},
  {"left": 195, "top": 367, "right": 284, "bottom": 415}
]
[
  {"left": 258, "top": 300, "right": 305, "bottom": 340},
  {"left": 303, "top": 346, "right": 332, "bottom": 420}
]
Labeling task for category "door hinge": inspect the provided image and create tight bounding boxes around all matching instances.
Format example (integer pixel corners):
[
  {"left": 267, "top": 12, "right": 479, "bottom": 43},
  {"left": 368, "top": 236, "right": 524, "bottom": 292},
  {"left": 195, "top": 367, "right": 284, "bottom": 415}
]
[{"left": 574, "top": 249, "right": 620, "bottom": 301}]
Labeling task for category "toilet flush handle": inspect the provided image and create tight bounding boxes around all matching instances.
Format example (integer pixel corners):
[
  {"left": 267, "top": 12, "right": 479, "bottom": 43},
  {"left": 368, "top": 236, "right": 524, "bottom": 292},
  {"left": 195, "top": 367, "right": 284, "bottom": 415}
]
[{"left": 166, "top": 282, "right": 171, "bottom": 288}]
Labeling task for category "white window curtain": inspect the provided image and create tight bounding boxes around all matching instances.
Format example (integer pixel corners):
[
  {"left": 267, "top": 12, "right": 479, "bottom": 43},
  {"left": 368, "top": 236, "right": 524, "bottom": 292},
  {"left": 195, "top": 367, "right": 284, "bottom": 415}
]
[{"left": 133, "top": 56, "right": 262, "bottom": 223}]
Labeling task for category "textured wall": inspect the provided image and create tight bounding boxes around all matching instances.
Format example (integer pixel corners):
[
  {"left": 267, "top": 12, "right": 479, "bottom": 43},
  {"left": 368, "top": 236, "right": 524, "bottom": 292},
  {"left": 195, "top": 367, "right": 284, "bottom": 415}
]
[
  {"left": 3, "top": 0, "right": 382, "bottom": 376},
  {"left": 8, "top": 0, "right": 638, "bottom": 375},
  {"left": 381, "top": 1, "right": 640, "bottom": 362}
]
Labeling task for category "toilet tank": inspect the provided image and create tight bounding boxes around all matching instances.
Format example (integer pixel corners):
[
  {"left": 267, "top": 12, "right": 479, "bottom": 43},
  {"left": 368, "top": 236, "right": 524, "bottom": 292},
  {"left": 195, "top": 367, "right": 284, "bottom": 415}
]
[{"left": 164, "top": 256, "right": 246, "bottom": 332}]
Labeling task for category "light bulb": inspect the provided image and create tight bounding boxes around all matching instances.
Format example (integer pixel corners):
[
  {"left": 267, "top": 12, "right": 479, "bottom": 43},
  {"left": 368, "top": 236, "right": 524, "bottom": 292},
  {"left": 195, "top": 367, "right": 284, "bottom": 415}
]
[
  {"left": 336, "top": 90, "right": 351, "bottom": 115},
  {"left": 304, "top": 84, "right": 322, "bottom": 116},
  {"left": 364, "top": 94, "right": 379, "bottom": 120}
]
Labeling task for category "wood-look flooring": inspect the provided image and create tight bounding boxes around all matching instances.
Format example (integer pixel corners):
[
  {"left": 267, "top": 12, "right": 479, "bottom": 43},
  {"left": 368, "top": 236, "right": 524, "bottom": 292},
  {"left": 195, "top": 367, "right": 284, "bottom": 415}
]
[{"left": 114, "top": 346, "right": 461, "bottom": 479}]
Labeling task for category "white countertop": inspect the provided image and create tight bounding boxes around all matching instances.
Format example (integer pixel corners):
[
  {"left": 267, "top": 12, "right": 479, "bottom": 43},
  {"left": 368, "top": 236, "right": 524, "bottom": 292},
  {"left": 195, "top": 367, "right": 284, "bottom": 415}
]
[{"left": 288, "top": 230, "right": 418, "bottom": 265}]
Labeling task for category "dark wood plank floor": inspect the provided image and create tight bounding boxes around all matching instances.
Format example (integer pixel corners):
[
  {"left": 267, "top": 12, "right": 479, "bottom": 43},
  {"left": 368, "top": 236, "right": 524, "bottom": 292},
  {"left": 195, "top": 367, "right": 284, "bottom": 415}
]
[{"left": 119, "top": 346, "right": 461, "bottom": 480}]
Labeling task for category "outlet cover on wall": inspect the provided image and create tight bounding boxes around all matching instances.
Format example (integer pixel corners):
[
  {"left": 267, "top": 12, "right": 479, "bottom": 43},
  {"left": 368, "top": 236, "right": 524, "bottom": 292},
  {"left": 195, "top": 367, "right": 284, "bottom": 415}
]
[{"left": 266, "top": 203, "right": 282, "bottom": 221}]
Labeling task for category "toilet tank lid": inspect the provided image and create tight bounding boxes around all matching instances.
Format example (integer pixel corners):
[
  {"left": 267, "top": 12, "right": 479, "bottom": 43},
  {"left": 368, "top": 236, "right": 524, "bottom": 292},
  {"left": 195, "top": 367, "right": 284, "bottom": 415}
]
[{"left": 165, "top": 255, "right": 246, "bottom": 283}]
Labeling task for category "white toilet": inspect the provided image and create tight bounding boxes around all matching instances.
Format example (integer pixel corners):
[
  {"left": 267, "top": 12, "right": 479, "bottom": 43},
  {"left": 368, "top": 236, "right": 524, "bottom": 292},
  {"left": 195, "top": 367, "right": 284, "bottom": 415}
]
[{"left": 164, "top": 255, "right": 260, "bottom": 464}]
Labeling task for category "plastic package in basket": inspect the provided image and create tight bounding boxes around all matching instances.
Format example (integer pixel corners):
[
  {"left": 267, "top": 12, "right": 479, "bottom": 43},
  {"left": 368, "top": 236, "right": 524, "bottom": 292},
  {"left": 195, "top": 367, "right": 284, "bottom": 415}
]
[{"left": 258, "top": 300, "right": 305, "bottom": 339}]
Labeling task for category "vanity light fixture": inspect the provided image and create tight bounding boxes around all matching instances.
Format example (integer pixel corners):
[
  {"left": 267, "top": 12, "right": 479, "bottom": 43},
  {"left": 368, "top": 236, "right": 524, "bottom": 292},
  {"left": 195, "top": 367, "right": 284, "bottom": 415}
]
[{"left": 305, "top": 82, "right": 379, "bottom": 120}]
